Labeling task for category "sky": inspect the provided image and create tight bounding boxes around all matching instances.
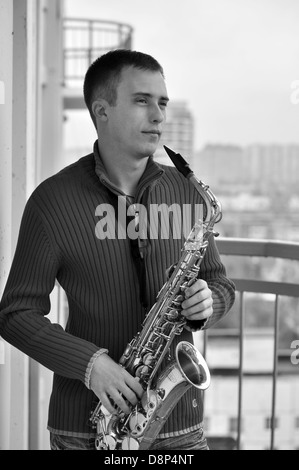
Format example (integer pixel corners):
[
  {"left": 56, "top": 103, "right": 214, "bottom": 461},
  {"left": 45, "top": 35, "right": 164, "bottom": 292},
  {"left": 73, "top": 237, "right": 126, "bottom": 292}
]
[{"left": 63, "top": 0, "right": 299, "bottom": 151}]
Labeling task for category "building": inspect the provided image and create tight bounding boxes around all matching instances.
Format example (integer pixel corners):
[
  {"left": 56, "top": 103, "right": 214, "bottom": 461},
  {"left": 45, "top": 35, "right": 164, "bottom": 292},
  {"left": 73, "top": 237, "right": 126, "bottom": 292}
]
[
  {"left": 192, "top": 143, "right": 299, "bottom": 241},
  {"left": 193, "top": 144, "right": 245, "bottom": 192},
  {"left": 194, "top": 143, "right": 299, "bottom": 195},
  {"left": 154, "top": 101, "right": 194, "bottom": 167}
]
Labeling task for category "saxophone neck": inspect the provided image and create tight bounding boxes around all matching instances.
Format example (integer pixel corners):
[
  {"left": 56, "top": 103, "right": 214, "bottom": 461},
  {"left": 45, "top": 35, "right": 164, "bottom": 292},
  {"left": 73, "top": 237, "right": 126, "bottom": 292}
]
[
  {"left": 163, "top": 146, "right": 222, "bottom": 230},
  {"left": 189, "top": 174, "right": 222, "bottom": 228}
]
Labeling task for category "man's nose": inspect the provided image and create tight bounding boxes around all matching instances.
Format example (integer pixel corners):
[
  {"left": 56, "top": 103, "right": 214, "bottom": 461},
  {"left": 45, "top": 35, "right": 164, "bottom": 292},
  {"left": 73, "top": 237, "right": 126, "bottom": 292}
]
[{"left": 150, "top": 104, "right": 165, "bottom": 123}]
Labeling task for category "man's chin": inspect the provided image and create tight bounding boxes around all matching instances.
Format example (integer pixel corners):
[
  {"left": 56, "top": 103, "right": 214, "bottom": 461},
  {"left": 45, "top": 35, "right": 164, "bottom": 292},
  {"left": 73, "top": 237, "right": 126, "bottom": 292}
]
[{"left": 139, "top": 143, "right": 160, "bottom": 158}]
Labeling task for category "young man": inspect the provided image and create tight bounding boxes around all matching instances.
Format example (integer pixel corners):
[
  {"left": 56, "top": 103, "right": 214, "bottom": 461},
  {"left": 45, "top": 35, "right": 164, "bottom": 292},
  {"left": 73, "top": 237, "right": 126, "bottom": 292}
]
[{"left": 0, "top": 49, "right": 235, "bottom": 450}]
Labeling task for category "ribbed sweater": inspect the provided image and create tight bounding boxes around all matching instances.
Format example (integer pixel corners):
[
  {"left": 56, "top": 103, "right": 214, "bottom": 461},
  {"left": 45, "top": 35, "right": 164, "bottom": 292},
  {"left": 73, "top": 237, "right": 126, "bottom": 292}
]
[{"left": 0, "top": 141, "right": 235, "bottom": 439}]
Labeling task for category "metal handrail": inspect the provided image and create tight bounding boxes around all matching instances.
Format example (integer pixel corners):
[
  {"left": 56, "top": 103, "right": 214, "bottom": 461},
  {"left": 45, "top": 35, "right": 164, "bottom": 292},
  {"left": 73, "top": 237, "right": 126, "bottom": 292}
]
[
  {"left": 64, "top": 17, "right": 133, "bottom": 29},
  {"left": 63, "top": 18, "right": 133, "bottom": 84},
  {"left": 208, "top": 237, "right": 299, "bottom": 450},
  {"left": 217, "top": 237, "right": 299, "bottom": 260}
]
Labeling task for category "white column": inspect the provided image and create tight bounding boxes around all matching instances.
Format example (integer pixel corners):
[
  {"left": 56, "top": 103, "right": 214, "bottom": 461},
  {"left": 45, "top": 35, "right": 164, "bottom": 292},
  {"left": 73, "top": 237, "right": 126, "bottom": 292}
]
[
  {"left": 0, "top": 0, "right": 13, "bottom": 452},
  {"left": 0, "top": 0, "right": 41, "bottom": 450},
  {"left": 8, "top": 0, "right": 41, "bottom": 450},
  {"left": 28, "top": 0, "right": 64, "bottom": 450},
  {"left": 36, "top": 0, "right": 64, "bottom": 184},
  {"left": 0, "top": 0, "right": 64, "bottom": 450}
]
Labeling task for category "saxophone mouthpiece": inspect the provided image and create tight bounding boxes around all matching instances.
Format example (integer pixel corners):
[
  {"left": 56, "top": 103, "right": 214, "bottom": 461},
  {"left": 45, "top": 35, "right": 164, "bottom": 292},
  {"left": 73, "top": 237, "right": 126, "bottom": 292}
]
[{"left": 164, "top": 146, "right": 194, "bottom": 179}]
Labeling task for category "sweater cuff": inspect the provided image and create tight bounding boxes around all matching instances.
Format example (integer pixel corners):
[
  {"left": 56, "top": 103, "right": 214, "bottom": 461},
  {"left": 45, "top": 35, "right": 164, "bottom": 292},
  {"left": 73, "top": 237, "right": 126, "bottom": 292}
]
[
  {"left": 84, "top": 348, "right": 109, "bottom": 389},
  {"left": 184, "top": 318, "right": 208, "bottom": 332}
]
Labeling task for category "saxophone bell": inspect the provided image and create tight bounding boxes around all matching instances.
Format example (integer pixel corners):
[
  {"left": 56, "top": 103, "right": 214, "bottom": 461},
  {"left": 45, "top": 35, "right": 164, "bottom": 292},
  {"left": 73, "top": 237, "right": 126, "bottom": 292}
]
[
  {"left": 175, "top": 341, "right": 210, "bottom": 390},
  {"left": 135, "top": 340, "right": 210, "bottom": 450}
]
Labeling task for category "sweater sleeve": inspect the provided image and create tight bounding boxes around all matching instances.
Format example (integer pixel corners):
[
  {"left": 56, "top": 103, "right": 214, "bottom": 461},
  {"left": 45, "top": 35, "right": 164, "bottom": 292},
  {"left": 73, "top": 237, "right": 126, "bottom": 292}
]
[
  {"left": 0, "top": 197, "right": 100, "bottom": 383},
  {"left": 185, "top": 233, "right": 235, "bottom": 332}
]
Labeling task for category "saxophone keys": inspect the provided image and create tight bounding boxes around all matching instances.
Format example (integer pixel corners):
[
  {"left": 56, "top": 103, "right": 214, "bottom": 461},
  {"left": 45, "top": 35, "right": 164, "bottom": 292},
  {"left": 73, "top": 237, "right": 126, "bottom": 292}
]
[
  {"left": 140, "top": 389, "right": 158, "bottom": 415},
  {"left": 135, "top": 364, "right": 150, "bottom": 378},
  {"left": 187, "top": 276, "right": 197, "bottom": 287},
  {"left": 180, "top": 282, "right": 188, "bottom": 292},
  {"left": 121, "top": 436, "right": 140, "bottom": 450},
  {"left": 165, "top": 309, "right": 180, "bottom": 321},
  {"left": 147, "top": 398, "right": 158, "bottom": 417},
  {"left": 142, "top": 352, "right": 154, "bottom": 366},
  {"left": 95, "top": 434, "right": 117, "bottom": 450},
  {"left": 129, "top": 412, "right": 147, "bottom": 436},
  {"left": 119, "top": 344, "right": 132, "bottom": 365}
]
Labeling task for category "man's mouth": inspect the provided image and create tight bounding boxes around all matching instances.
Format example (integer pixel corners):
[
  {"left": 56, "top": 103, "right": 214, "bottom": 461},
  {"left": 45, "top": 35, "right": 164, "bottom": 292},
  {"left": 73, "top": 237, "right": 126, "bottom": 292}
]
[{"left": 142, "top": 130, "right": 161, "bottom": 136}]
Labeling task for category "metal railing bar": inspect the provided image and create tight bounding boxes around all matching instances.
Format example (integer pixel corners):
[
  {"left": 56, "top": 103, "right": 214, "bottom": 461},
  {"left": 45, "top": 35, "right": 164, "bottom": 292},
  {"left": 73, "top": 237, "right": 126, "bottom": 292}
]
[
  {"left": 237, "top": 290, "right": 244, "bottom": 450},
  {"left": 64, "top": 47, "right": 120, "bottom": 54},
  {"left": 63, "top": 18, "right": 133, "bottom": 85},
  {"left": 64, "top": 17, "right": 133, "bottom": 29},
  {"left": 270, "top": 295, "right": 279, "bottom": 450},
  {"left": 217, "top": 237, "right": 299, "bottom": 261},
  {"left": 202, "top": 330, "right": 208, "bottom": 415},
  {"left": 205, "top": 238, "right": 299, "bottom": 449},
  {"left": 232, "top": 279, "right": 299, "bottom": 297},
  {"left": 64, "top": 25, "right": 127, "bottom": 32}
]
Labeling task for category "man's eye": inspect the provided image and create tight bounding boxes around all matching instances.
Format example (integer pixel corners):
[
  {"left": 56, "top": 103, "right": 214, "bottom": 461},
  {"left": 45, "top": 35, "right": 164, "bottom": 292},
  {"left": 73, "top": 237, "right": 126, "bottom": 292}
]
[
  {"left": 137, "top": 98, "right": 147, "bottom": 104},
  {"left": 160, "top": 102, "right": 168, "bottom": 108}
]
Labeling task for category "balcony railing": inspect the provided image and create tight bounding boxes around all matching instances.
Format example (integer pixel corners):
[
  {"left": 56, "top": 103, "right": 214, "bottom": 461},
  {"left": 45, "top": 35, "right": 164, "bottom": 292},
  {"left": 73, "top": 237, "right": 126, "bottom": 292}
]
[
  {"left": 63, "top": 18, "right": 133, "bottom": 87},
  {"left": 203, "top": 237, "right": 299, "bottom": 450},
  {"left": 27, "top": 237, "right": 299, "bottom": 449}
]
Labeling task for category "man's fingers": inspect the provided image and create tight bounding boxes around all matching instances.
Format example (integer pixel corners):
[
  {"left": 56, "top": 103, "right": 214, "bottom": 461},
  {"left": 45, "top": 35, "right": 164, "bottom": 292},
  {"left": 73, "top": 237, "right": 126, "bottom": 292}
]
[
  {"left": 100, "top": 392, "right": 118, "bottom": 415},
  {"left": 185, "top": 279, "right": 207, "bottom": 299},
  {"left": 182, "top": 298, "right": 213, "bottom": 316},
  {"left": 101, "top": 378, "right": 144, "bottom": 416},
  {"left": 110, "top": 390, "right": 132, "bottom": 415},
  {"left": 182, "top": 287, "right": 212, "bottom": 310},
  {"left": 126, "top": 375, "right": 144, "bottom": 399},
  {"left": 121, "top": 383, "right": 141, "bottom": 407},
  {"left": 90, "top": 354, "right": 145, "bottom": 415},
  {"left": 183, "top": 305, "right": 213, "bottom": 321}
]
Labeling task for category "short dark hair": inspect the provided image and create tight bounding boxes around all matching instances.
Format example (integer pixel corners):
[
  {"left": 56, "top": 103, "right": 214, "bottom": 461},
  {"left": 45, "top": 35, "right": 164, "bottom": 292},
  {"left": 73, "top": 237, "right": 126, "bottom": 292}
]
[{"left": 83, "top": 49, "right": 165, "bottom": 125}]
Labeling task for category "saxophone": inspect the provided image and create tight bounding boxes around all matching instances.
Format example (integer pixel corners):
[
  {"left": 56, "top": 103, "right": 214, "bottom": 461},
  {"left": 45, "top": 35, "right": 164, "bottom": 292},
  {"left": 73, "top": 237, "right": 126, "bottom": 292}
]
[{"left": 90, "top": 146, "right": 222, "bottom": 450}]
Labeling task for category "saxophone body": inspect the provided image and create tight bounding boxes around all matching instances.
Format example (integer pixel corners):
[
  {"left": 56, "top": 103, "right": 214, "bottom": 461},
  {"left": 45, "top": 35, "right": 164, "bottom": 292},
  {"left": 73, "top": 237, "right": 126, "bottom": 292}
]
[{"left": 90, "top": 146, "right": 222, "bottom": 450}]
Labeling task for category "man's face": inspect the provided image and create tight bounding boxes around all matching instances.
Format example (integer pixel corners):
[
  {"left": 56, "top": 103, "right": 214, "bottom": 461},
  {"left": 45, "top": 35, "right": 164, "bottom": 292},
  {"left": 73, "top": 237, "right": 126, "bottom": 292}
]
[{"left": 105, "top": 66, "right": 169, "bottom": 159}]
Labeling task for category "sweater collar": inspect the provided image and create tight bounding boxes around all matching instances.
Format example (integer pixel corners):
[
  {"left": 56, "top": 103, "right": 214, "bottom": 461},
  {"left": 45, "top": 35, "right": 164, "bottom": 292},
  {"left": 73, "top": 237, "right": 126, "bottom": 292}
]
[{"left": 93, "top": 140, "right": 164, "bottom": 200}]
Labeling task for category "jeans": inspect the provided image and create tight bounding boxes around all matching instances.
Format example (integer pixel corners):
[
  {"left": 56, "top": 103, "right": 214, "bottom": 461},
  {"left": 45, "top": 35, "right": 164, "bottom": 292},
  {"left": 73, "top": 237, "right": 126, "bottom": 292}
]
[
  {"left": 149, "top": 428, "right": 208, "bottom": 451},
  {"left": 50, "top": 427, "right": 209, "bottom": 451}
]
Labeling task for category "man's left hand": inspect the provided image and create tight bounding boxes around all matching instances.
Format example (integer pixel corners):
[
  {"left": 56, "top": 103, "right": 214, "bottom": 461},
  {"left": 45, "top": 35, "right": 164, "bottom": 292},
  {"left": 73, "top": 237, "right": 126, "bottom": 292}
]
[{"left": 181, "top": 279, "right": 213, "bottom": 322}]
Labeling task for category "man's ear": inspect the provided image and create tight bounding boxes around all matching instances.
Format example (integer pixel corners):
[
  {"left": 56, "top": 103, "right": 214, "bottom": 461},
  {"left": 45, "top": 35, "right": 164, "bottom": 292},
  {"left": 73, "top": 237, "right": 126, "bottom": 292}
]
[{"left": 92, "top": 99, "right": 109, "bottom": 122}]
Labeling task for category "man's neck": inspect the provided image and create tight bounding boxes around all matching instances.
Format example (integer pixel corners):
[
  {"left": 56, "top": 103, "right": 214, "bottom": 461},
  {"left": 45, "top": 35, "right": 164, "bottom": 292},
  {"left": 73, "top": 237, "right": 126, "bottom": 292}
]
[{"left": 97, "top": 142, "right": 149, "bottom": 197}]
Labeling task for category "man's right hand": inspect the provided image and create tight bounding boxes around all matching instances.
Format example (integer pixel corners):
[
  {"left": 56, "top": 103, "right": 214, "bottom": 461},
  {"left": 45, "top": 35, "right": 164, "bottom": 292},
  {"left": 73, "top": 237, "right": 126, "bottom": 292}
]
[{"left": 90, "top": 353, "right": 144, "bottom": 415}]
